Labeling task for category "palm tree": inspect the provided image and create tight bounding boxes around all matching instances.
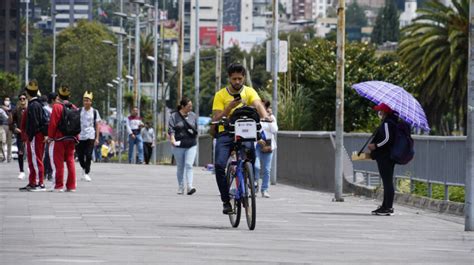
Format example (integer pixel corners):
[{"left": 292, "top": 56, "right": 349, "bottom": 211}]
[
  {"left": 398, "top": 0, "right": 468, "bottom": 134},
  {"left": 140, "top": 33, "right": 154, "bottom": 82}
]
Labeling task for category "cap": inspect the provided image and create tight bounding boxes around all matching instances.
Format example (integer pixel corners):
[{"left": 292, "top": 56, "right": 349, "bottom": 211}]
[
  {"left": 83, "top": 90, "right": 93, "bottom": 100},
  {"left": 26, "top": 80, "right": 39, "bottom": 92},
  {"left": 59, "top": 85, "right": 71, "bottom": 97},
  {"left": 47, "top": 92, "right": 58, "bottom": 102},
  {"left": 373, "top": 103, "right": 393, "bottom": 114}
]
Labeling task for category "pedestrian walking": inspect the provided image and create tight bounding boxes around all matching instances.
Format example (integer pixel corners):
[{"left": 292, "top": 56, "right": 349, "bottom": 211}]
[
  {"left": 0, "top": 106, "right": 8, "bottom": 162},
  {"left": 168, "top": 97, "right": 198, "bottom": 195},
  {"left": 126, "top": 107, "right": 144, "bottom": 164},
  {"left": 368, "top": 103, "right": 398, "bottom": 216},
  {"left": 11, "top": 93, "right": 28, "bottom": 179},
  {"left": 76, "top": 91, "right": 100, "bottom": 182},
  {"left": 47, "top": 85, "right": 78, "bottom": 192},
  {"left": 254, "top": 100, "right": 278, "bottom": 198},
  {"left": 19, "top": 80, "right": 48, "bottom": 191},
  {"left": 141, "top": 122, "right": 155, "bottom": 164},
  {"left": 1, "top": 97, "right": 13, "bottom": 162}
]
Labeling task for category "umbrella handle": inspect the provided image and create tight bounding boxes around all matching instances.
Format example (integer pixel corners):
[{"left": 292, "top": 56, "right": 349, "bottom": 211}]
[{"left": 358, "top": 130, "right": 377, "bottom": 156}]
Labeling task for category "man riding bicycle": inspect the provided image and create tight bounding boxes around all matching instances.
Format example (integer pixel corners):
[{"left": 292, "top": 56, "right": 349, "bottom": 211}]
[{"left": 212, "top": 63, "right": 271, "bottom": 214}]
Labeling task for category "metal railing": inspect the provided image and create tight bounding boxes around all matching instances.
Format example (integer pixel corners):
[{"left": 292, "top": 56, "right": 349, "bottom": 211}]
[{"left": 346, "top": 133, "right": 466, "bottom": 200}]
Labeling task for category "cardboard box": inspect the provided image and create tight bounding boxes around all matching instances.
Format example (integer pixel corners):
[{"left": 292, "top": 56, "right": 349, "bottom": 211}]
[{"left": 351, "top": 152, "right": 372, "bottom": 161}]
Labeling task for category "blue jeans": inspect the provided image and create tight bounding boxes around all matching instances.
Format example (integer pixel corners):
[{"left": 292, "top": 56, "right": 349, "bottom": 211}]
[
  {"left": 254, "top": 145, "right": 273, "bottom": 192},
  {"left": 214, "top": 133, "right": 255, "bottom": 203},
  {"left": 128, "top": 134, "right": 144, "bottom": 163},
  {"left": 172, "top": 145, "right": 197, "bottom": 189}
]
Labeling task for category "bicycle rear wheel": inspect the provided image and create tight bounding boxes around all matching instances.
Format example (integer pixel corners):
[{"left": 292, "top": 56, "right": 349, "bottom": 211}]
[
  {"left": 226, "top": 161, "right": 241, "bottom": 228},
  {"left": 243, "top": 161, "right": 256, "bottom": 230}
]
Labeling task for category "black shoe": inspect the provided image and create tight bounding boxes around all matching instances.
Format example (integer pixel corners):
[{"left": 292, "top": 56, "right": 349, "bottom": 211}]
[
  {"left": 32, "top": 184, "right": 46, "bottom": 192},
  {"left": 222, "top": 202, "right": 233, "bottom": 215},
  {"left": 372, "top": 206, "right": 394, "bottom": 216},
  {"left": 46, "top": 174, "right": 53, "bottom": 181},
  {"left": 187, "top": 187, "right": 196, "bottom": 195},
  {"left": 19, "top": 184, "right": 36, "bottom": 192}
]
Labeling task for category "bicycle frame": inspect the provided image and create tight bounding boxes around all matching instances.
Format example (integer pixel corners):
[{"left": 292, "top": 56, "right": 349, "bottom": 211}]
[{"left": 229, "top": 143, "right": 250, "bottom": 203}]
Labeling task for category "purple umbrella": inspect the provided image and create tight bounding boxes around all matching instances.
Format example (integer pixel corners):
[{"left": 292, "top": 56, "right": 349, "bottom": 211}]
[{"left": 352, "top": 81, "right": 430, "bottom": 132}]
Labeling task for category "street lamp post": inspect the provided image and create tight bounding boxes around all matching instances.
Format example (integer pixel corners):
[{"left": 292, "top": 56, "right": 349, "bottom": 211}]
[
  {"left": 25, "top": 0, "right": 29, "bottom": 83},
  {"left": 52, "top": 10, "right": 57, "bottom": 92},
  {"left": 194, "top": 0, "right": 200, "bottom": 166},
  {"left": 153, "top": 0, "right": 159, "bottom": 165},
  {"left": 131, "top": 0, "right": 145, "bottom": 112}
]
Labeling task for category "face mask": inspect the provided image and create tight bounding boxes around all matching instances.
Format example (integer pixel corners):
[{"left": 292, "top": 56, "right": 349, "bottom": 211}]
[
  {"left": 4, "top": 100, "right": 10, "bottom": 107},
  {"left": 377, "top": 111, "right": 384, "bottom": 119}
]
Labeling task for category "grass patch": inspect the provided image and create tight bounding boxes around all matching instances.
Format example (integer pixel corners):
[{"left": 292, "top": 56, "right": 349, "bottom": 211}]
[{"left": 397, "top": 179, "right": 465, "bottom": 203}]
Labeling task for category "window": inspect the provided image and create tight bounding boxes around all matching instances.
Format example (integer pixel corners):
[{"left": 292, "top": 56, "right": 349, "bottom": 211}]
[
  {"left": 9, "top": 52, "right": 16, "bottom": 60},
  {"left": 10, "top": 9, "right": 17, "bottom": 18},
  {"left": 9, "top": 30, "right": 16, "bottom": 39}
]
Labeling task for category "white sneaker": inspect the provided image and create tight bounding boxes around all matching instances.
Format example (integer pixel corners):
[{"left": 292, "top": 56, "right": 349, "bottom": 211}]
[
  {"left": 83, "top": 174, "right": 92, "bottom": 182},
  {"left": 17, "top": 172, "right": 25, "bottom": 180},
  {"left": 262, "top": 190, "right": 271, "bottom": 198}
]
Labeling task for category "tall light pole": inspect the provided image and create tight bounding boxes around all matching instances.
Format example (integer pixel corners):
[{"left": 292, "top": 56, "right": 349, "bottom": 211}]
[
  {"left": 160, "top": 1, "right": 166, "bottom": 138},
  {"left": 271, "top": 0, "right": 279, "bottom": 185},
  {"left": 194, "top": 0, "right": 200, "bottom": 166},
  {"left": 131, "top": 0, "right": 145, "bottom": 112},
  {"left": 334, "top": 0, "right": 346, "bottom": 202},
  {"left": 215, "top": 0, "right": 223, "bottom": 92},
  {"left": 177, "top": 0, "right": 184, "bottom": 102},
  {"left": 52, "top": 10, "right": 57, "bottom": 92},
  {"left": 153, "top": 0, "right": 159, "bottom": 164},
  {"left": 25, "top": 0, "right": 29, "bottom": 83},
  {"left": 465, "top": 0, "right": 474, "bottom": 231}
]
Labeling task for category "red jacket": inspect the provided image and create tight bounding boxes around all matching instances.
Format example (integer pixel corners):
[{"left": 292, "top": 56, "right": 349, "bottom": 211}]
[{"left": 48, "top": 102, "right": 78, "bottom": 140}]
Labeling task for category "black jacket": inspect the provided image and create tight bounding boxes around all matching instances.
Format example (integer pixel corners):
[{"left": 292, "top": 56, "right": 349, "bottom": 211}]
[
  {"left": 371, "top": 114, "right": 397, "bottom": 160},
  {"left": 25, "top": 98, "right": 45, "bottom": 141}
]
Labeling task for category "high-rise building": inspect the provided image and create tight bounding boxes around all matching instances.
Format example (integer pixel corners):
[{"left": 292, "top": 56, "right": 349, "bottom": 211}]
[
  {"left": 52, "top": 0, "right": 92, "bottom": 31},
  {"left": 292, "top": 0, "right": 313, "bottom": 21},
  {"left": 0, "top": 0, "right": 20, "bottom": 74},
  {"left": 312, "top": 0, "right": 333, "bottom": 19}
]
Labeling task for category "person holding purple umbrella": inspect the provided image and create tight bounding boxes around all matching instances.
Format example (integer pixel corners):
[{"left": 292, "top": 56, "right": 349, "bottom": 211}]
[{"left": 368, "top": 103, "right": 398, "bottom": 216}]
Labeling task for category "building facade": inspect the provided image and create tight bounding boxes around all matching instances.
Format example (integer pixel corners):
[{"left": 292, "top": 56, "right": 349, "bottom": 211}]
[
  {"left": 52, "top": 0, "right": 92, "bottom": 31},
  {"left": 0, "top": 0, "right": 20, "bottom": 74},
  {"left": 292, "top": 0, "right": 312, "bottom": 21}
]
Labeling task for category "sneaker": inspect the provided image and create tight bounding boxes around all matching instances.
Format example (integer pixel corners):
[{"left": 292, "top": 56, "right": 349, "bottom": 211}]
[
  {"left": 177, "top": 188, "right": 184, "bottom": 195},
  {"left": 83, "top": 174, "right": 92, "bottom": 182},
  {"left": 50, "top": 188, "right": 64, "bottom": 192},
  {"left": 19, "top": 184, "right": 36, "bottom": 192},
  {"left": 262, "top": 190, "right": 271, "bottom": 198},
  {"left": 17, "top": 172, "right": 25, "bottom": 180},
  {"left": 372, "top": 206, "right": 394, "bottom": 216},
  {"left": 222, "top": 202, "right": 233, "bottom": 215},
  {"left": 187, "top": 187, "right": 196, "bottom": 195},
  {"left": 32, "top": 184, "right": 46, "bottom": 192},
  {"left": 65, "top": 189, "right": 76, "bottom": 192}
]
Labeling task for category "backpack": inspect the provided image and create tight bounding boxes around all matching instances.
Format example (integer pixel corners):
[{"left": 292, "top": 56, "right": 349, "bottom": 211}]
[
  {"left": 58, "top": 103, "right": 81, "bottom": 136},
  {"left": 389, "top": 119, "right": 415, "bottom": 165},
  {"left": 40, "top": 106, "right": 50, "bottom": 136}
]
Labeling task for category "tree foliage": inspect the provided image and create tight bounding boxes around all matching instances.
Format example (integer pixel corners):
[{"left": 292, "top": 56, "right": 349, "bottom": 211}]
[
  {"left": 346, "top": 2, "right": 368, "bottom": 28},
  {"left": 371, "top": 0, "right": 400, "bottom": 44},
  {"left": 0, "top": 72, "right": 21, "bottom": 99},
  {"left": 398, "top": 0, "right": 468, "bottom": 134}
]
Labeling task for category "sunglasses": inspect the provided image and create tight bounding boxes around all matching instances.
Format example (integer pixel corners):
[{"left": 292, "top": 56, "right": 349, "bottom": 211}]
[{"left": 19, "top": 97, "right": 26, "bottom": 101}]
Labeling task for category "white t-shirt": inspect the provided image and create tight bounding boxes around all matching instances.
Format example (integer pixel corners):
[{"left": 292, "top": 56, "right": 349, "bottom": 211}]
[{"left": 79, "top": 107, "right": 101, "bottom": 140}]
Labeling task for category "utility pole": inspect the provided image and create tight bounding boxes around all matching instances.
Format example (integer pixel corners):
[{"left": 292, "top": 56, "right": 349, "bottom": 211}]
[
  {"left": 270, "top": 0, "right": 279, "bottom": 185},
  {"left": 215, "top": 0, "right": 223, "bottom": 92},
  {"left": 52, "top": 9, "right": 57, "bottom": 92},
  {"left": 465, "top": 0, "right": 474, "bottom": 231},
  {"left": 25, "top": 0, "right": 29, "bottom": 83},
  {"left": 118, "top": 0, "right": 124, "bottom": 164},
  {"left": 153, "top": 0, "right": 159, "bottom": 164},
  {"left": 177, "top": 0, "right": 184, "bottom": 103},
  {"left": 133, "top": 3, "right": 141, "bottom": 111},
  {"left": 160, "top": 0, "right": 166, "bottom": 139},
  {"left": 195, "top": 0, "right": 200, "bottom": 166},
  {"left": 334, "top": 0, "right": 346, "bottom": 202}
]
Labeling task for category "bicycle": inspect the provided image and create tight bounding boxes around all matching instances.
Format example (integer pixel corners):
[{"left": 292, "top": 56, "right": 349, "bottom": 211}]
[{"left": 212, "top": 107, "right": 263, "bottom": 230}]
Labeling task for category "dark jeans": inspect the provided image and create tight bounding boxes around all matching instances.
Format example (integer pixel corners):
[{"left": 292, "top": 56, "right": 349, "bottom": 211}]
[
  {"left": 16, "top": 134, "right": 25, "bottom": 172},
  {"left": 143, "top": 142, "right": 153, "bottom": 164},
  {"left": 376, "top": 157, "right": 396, "bottom": 209},
  {"left": 44, "top": 142, "right": 52, "bottom": 176},
  {"left": 76, "top": 139, "right": 95, "bottom": 174},
  {"left": 214, "top": 133, "right": 255, "bottom": 203}
]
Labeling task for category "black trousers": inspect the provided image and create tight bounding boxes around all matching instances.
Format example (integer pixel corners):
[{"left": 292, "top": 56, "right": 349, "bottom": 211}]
[
  {"left": 76, "top": 139, "right": 95, "bottom": 174},
  {"left": 376, "top": 157, "right": 396, "bottom": 209},
  {"left": 143, "top": 142, "right": 153, "bottom": 164},
  {"left": 16, "top": 134, "right": 25, "bottom": 172},
  {"left": 44, "top": 142, "right": 52, "bottom": 175}
]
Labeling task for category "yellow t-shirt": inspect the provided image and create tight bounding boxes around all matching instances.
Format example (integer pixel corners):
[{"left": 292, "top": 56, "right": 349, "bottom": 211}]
[{"left": 212, "top": 85, "right": 261, "bottom": 133}]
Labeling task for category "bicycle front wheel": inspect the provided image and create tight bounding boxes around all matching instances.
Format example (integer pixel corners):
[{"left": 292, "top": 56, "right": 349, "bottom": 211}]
[
  {"left": 243, "top": 161, "right": 256, "bottom": 230},
  {"left": 226, "top": 161, "right": 241, "bottom": 228}
]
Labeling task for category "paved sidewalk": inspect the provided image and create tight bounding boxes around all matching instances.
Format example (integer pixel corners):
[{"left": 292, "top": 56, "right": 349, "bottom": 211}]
[{"left": 0, "top": 162, "right": 473, "bottom": 265}]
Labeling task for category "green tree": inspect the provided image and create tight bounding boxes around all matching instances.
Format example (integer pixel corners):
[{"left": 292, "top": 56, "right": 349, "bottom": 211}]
[
  {"left": 346, "top": 2, "right": 368, "bottom": 28},
  {"left": 29, "top": 31, "right": 53, "bottom": 91},
  {"left": 371, "top": 0, "right": 400, "bottom": 44},
  {"left": 0, "top": 72, "right": 21, "bottom": 98},
  {"left": 140, "top": 34, "right": 154, "bottom": 82},
  {"left": 56, "top": 21, "right": 117, "bottom": 113},
  {"left": 398, "top": 0, "right": 468, "bottom": 135}
]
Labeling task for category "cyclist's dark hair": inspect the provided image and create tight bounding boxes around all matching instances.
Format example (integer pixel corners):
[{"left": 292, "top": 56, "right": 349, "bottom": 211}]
[
  {"left": 177, "top": 97, "right": 191, "bottom": 111},
  {"left": 227, "top": 63, "right": 246, "bottom": 77},
  {"left": 262, "top": 99, "right": 271, "bottom": 109}
]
